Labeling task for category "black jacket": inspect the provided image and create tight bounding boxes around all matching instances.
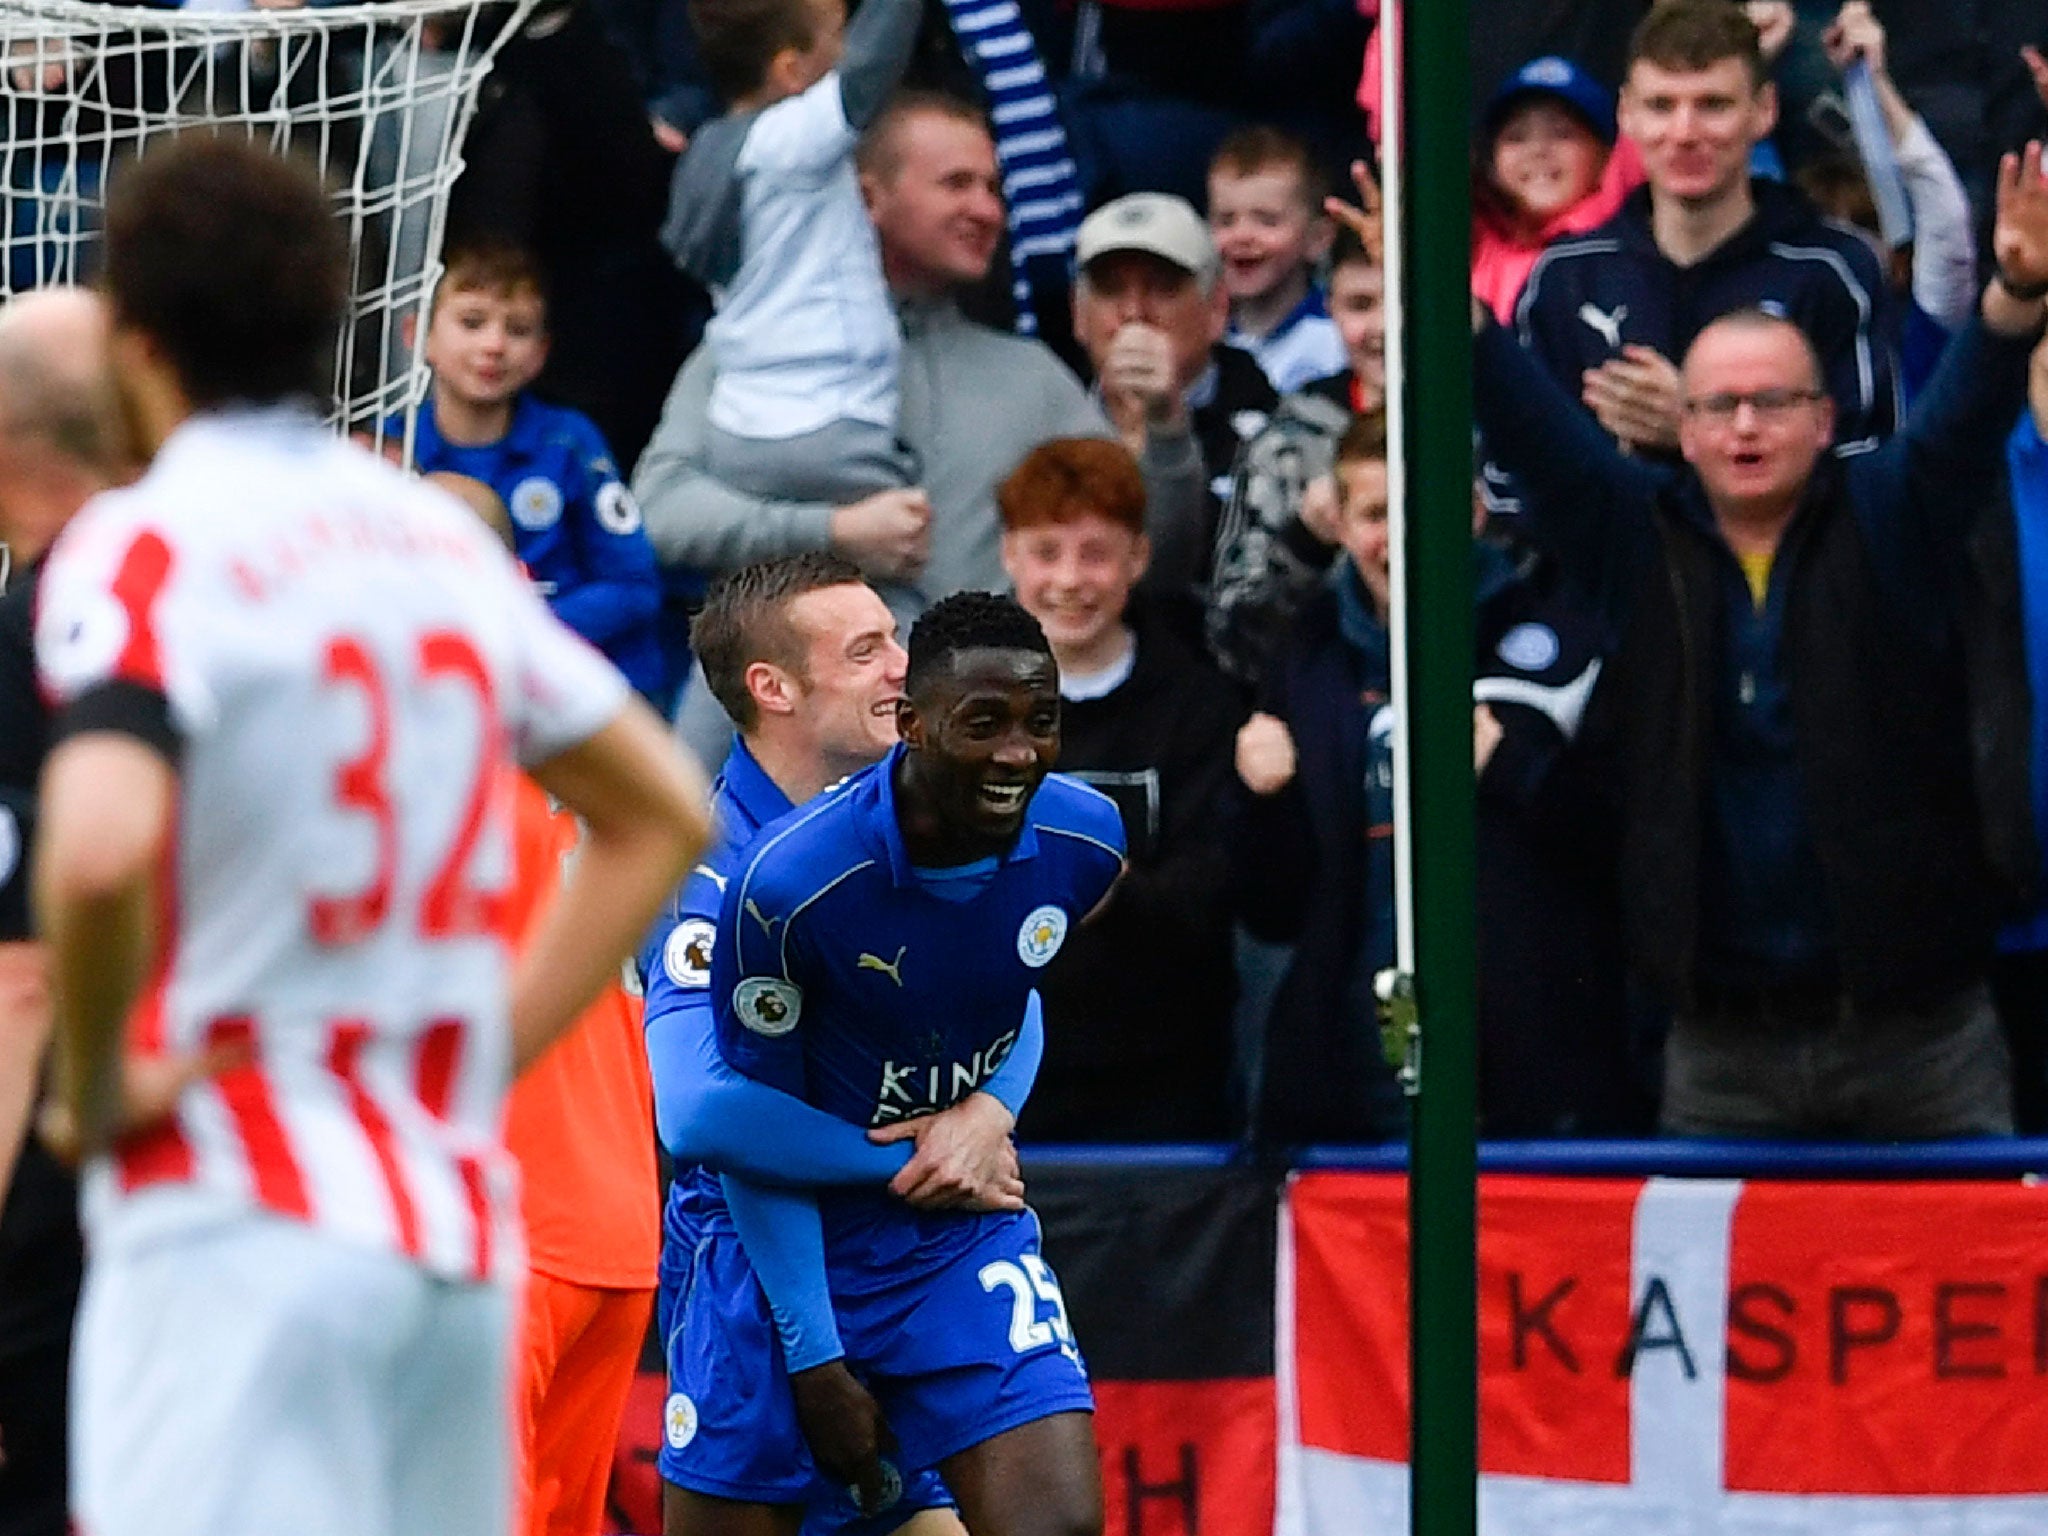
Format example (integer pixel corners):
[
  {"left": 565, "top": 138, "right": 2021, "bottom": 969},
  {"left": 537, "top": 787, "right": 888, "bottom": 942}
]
[
  {"left": 1188, "top": 343, "right": 1281, "bottom": 584},
  {"left": 0, "top": 559, "right": 82, "bottom": 1359},
  {"left": 1477, "top": 315, "right": 2038, "bottom": 1011},
  {"left": 1236, "top": 546, "right": 1640, "bottom": 1144},
  {"left": 1020, "top": 597, "right": 1247, "bottom": 1142},
  {"left": 1515, "top": 178, "right": 1899, "bottom": 454}
]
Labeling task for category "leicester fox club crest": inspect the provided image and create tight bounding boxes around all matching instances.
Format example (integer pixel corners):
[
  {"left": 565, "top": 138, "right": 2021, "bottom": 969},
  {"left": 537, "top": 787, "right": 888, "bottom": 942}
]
[
  {"left": 664, "top": 1393, "right": 698, "bottom": 1449},
  {"left": 734, "top": 977, "right": 801, "bottom": 1036},
  {"left": 1016, "top": 905, "right": 1068, "bottom": 968},
  {"left": 508, "top": 476, "right": 563, "bottom": 531}
]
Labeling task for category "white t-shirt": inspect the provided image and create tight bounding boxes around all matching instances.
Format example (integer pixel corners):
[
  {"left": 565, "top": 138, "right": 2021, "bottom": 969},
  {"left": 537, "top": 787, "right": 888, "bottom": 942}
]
[
  {"left": 36, "top": 406, "right": 629, "bottom": 1282},
  {"left": 1226, "top": 289, "right": 1349, "bottom": 395},
  {"left": 705, "top": 71, "right": 901, "bottom": 443}
]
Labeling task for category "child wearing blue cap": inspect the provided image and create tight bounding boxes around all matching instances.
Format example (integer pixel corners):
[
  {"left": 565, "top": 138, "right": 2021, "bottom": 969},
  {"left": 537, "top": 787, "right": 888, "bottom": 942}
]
[{"left": 1472, "top": 56, "right": 1644, "bottom": 321}]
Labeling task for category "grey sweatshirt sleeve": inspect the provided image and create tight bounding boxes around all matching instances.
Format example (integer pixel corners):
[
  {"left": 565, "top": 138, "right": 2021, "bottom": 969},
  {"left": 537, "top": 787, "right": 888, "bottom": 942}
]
[
  {"left": 631, "top": 348, "right": 838, "bottom": 570},
  {"left": 1023, "top": 350, "right": 1215, "bottom": 594},
  {"left": 1894, "top": 115, "right": 1978, "bottom": 336},
  {"left": 661, "top": 113, "right": 753, "bottom": 291},
  {"left": 839, "top": 0, "right": 923, "bottom": 128},
  {"left": 1138, "top": 421, "right": 1210, "bottom": 596}
]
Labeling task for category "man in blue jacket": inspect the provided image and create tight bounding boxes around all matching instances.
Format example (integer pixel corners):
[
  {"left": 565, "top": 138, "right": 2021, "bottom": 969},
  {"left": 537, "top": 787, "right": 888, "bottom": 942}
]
[{"left": 1473, "top": 141, "right": 2048, "bottom": 1139}]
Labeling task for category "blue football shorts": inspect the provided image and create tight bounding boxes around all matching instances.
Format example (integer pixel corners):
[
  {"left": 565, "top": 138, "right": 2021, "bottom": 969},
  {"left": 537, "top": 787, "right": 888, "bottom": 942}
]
[{"left": 660, "top": 1206, "right": 1091, "bottom": 1510}]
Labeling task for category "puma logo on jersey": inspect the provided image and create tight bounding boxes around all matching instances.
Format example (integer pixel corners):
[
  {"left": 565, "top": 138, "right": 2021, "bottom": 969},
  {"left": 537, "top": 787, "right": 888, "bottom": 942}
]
[
  {"left": 1577, "top": 302, "right": 1628, "bottom": 351},
  {"left": 857, "top": 946, "right": 907, "bottom": 986},
  {"left": 744, "top": 899, "right": 782, "bottom": 939},
  {"left": 694, "top": 864, "right": 728, "bottom": 894}
]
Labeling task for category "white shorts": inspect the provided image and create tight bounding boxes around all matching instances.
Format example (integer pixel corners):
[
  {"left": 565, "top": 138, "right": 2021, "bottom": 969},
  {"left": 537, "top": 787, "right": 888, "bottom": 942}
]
[{"left": 71, "top": 1206, "right": 515, "bottom": 1536}]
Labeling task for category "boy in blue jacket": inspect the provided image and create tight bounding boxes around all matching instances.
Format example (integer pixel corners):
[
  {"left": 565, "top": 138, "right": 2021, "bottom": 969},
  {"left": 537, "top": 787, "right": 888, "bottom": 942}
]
[
  {"left": 1233, "top": 411, "right": 1640, "bottom": 1142},
  {"left": 412, "top": 238, "right": 666, "bottom": 700}
]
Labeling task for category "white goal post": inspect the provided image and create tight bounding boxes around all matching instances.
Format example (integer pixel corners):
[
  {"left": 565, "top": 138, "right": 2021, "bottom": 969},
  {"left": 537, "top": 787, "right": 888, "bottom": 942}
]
[{"left": 0, "top": 0, "right": 536, "bottom": 455}]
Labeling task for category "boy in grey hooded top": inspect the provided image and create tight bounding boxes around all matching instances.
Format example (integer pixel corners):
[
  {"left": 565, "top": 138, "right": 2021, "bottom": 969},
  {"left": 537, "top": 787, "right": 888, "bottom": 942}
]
[{"left": 663, "top": 0, "right": 922, "bottom": 502}]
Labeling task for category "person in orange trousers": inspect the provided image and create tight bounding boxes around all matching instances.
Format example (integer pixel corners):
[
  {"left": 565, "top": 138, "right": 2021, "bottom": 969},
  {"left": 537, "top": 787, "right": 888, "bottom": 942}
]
[
  {"left": 503, "top": 766, "right": 661, "bottom": 1536},
  {"left": 438, "top": 472, "right": 662, "bottom": 1536}
]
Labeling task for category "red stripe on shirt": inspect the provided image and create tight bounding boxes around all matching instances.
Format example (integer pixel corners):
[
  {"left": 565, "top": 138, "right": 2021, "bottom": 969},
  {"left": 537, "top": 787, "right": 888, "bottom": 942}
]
[
  {"left": 454, "top": 1155, "right": 493, "bottom": 1280},
  {"left": 107, "top": 530, "right": 175, "bottom": 689},
  {"left": 416, "top": 1017, "right": 493, "bottom": 1277},
  {"left": 415, "top": 1017, "right": 462, "bottom": 1119},
  {"left": 114, "top": 987, "right": 196, "bottom": 1191},
  {"left": 327, "top": 1020, "right": 422, "bottom": 1256},
  {"left": 114, "top": 1122, "right": 196, "bottom": 1191},
  {"left": 205, "top": 1015, "right": 311, "bottom": 1218}
]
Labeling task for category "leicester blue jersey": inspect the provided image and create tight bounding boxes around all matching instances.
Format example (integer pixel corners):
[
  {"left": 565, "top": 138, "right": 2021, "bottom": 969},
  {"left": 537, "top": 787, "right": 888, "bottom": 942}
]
[
  {"left": 711, "top": 746, "right": 1124, "bottom": 1129},
  {"left": 409, "top": 392, "right": 665, "bottom": 698},
  {"left": 643, "top": 740, "right": 796, "bottom": 1248}
]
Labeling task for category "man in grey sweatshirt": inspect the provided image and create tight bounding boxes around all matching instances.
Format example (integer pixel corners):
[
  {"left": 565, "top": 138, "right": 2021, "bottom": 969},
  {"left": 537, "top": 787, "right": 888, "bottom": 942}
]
[{"left": 637, "top": 93, "right": 1211, "bottom": 753}]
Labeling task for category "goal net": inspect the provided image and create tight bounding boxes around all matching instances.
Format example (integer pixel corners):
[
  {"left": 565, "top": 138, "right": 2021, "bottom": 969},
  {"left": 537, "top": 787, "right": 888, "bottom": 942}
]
[{"left": 0, "top": 0, "right": 535, "bottom": 455}]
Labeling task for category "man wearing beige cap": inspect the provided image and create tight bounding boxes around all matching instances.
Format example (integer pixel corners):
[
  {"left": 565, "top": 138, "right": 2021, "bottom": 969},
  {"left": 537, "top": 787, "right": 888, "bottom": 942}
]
[{"left": 1073, "top": 191, "right": 1279, "bottom": 596}]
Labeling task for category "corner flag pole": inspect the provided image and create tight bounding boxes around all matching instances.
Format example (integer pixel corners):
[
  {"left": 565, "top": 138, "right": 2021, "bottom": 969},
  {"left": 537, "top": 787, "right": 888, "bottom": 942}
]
[{"left": 1388, "top": 0, "right": 1477, "bottom": 1530}]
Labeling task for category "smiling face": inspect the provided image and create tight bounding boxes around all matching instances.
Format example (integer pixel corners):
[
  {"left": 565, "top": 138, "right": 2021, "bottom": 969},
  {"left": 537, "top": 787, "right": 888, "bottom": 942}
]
[
  {"left": 1001, "top": 512, "right": 1147, "bottom": 670},
  {"left": 780, "top": 581, "right": 907, "bottom": 772},
  {"left": 862, "top": 110, "right": 1005, "bottom": 294},
  {"left": 1619, "top": 56, "right": 1774, "bottom": 208},
  {"left": 1489, "top": 97, "right": 1609, "bottom": 224},
  {"left": 1333, "top": 455, "right": 1392, "bottom": 617},
  {"left": 1327, "top": 257, "right": 1386, "bottom": 402},
  {"left": 424, "top": 281, "right": 548, "bottom": 413},
  {"left": 900, "top": 646, "right": 1061, "bottom": 851},
  {"left": 1677, "top": 317, "right": 1833, "bottom": 525},
  {"left": 1208, "top": 165, "right": 1328, "bottom": 306}
]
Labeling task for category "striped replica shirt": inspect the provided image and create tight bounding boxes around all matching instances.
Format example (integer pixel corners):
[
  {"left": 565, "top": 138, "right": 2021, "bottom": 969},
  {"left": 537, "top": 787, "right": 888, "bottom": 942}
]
[
  {"left": 939, "top": 0, "right": 1084, "bottom": 335},
  {"left": 35, "top": 406, "right": 628, "bottom": 1283}
]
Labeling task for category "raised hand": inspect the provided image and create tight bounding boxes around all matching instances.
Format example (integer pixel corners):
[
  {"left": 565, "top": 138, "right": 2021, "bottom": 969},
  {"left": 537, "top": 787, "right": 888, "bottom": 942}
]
[
  {"left": 1996, "top": 143, "right": 2048, "bottom": 288},
  {"left": 1235, "top": 712, "right": 1298, "bottom": 796},
  {"left": 1820, "top": 2, "right": 1884, "bottom": 76},
  {"left": 1323, "top": 160, "right": 1385, "bottom": 265},
  {"left": 1745, "top": 1, "right": 1795, "bottom": 66},
  {"left": 2023, "top": 46, "right": 2048, "bottom": 114},
  {"left": 1297, "top": 472, "right": 1342, "bottom": 546},
  {"left": 1099, "top": 322, "right": 1185, "bottom": 429},
  {"left": 830, "top": 488, "right": 931, "bottom": 581}
]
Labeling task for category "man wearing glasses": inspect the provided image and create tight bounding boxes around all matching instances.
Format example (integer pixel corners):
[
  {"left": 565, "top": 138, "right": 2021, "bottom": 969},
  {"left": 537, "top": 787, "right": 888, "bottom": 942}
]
[{"left": 1472, "top": 144, "right": 2048, "bottom": 1140}]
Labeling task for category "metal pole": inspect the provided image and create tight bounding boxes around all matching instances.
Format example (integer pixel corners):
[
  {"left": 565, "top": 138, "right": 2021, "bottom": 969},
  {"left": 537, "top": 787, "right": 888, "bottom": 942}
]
[{"left": 1398, "top": 0, "right": 1477, "bottom": 1531}]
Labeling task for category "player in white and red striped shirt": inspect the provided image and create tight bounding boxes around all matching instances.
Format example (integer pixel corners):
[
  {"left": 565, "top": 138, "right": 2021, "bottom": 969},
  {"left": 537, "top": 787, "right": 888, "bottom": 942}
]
[{"left": 31, "top": 137, "right": 710, "bottom": 1536}]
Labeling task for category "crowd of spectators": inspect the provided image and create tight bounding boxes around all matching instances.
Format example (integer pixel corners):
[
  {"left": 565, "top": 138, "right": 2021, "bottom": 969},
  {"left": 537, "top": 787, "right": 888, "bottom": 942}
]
[
  {"left": 18, "top": 0, "right": 2048, "bottom": 1150},
  {"left": 436, "top": 0, "right": 2048, "bottom": 1148}
]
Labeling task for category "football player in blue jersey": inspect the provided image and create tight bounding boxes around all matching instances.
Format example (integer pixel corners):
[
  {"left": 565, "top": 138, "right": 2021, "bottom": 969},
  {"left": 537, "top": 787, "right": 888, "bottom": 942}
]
[
  {"left": 639, "top": 558, "right": 1039, "bottom": 1536},
  {"left": 705, "top": 591, "right": 1127, "bottom": 1536}
]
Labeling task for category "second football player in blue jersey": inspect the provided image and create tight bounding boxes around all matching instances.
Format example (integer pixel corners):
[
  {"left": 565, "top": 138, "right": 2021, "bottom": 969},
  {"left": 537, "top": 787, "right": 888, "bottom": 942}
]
[
  {"left": 707, "top": 592, "right": 1127, "bottom": 1536},
  {"left": 639, "top": 559, "right": 1038, "bottom": 1536}
]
